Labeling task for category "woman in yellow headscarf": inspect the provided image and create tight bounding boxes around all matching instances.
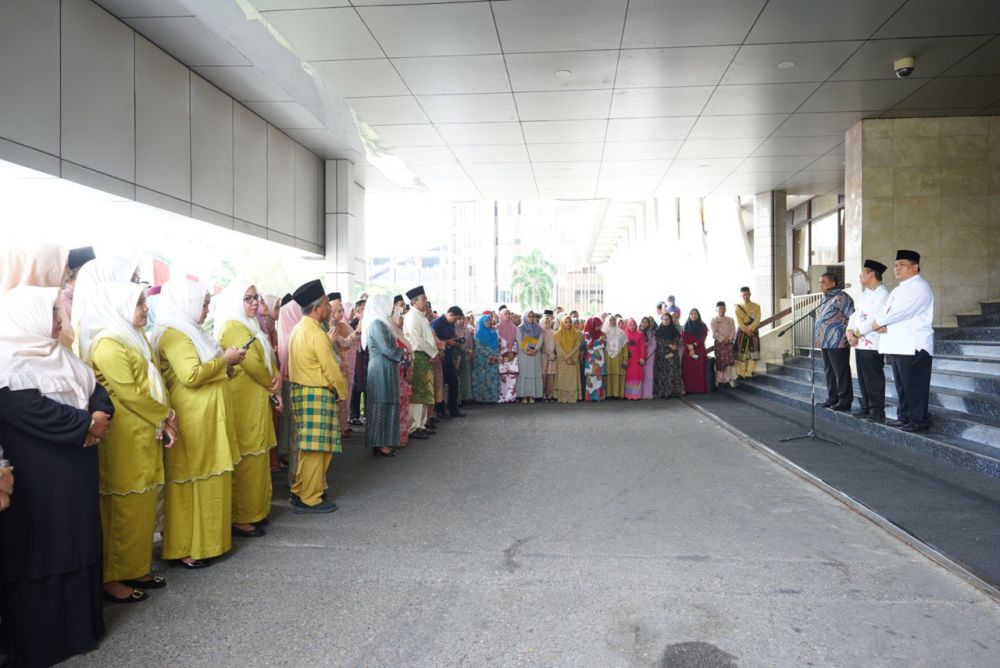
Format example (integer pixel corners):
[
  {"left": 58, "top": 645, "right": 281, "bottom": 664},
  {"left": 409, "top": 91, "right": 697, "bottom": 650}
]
[
  {"left": 554, "top": 314, "right": 582, "bottom": 403},
  {"left": 213, "top": 282, "right": 281, "bottom": 537}
]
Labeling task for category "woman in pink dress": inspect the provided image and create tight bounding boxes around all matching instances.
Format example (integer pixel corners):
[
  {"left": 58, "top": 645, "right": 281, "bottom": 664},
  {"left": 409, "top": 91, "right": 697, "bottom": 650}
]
[
  {"left": 389, "top": 299, "right": 413, "bottom": 447},
  {"left": 623, "top": 318, "right": 646, "bottom": 400},
  {"left": 329, "top": 304, "right": 360, "bottom": 439},
  {"left": 639, "top": 316, "right": 656, "bottom": 400}
]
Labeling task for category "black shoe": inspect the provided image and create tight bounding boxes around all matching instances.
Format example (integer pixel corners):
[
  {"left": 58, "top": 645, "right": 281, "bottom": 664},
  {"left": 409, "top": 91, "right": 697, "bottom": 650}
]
[
  {"left": 289, "top": 493, "right": 306, "bottom": 508},
  {"left": 886, "top": 418, "right": 907, "bottom": 428},
  {"left": 232, "top": 525, "right": 266, "bottom": 538},
  {"left": 254, "top": 518, "right": 270, "bottom": 527},
  {"left": 104, "top": 588, "right": 148, "bottom": 604},
  {"left": 169, "top": 558, "right": 211, "bottom": 569},
  {"left": 421, "top": 427, "right": 436, "bottom": 435},
  {"left": 901, "top": 422, "right": 930, "bottom": 433},
  {"left": 409, "top": 430, "right": 429, "bottom": 440},
  {"left": 831, "top": 404, "right": 852, "bottom": 412},
  {"left": 449, "top": 411, "right": 467, "bottom": 418},
  {"left": 121, "top": 575, "right": 166, "bottom": 590},
  {"left": 436, "top": 412, "right": 451, "bottom": 420},
  {"left": 426, "top": 418, "right": 439, "bottom": 427},
  {"left": 293, "top": 499, "right": 338, "bottom": 514},
  {"left": 373, "top": 447, "right": 398, "bottom": 458},
  {"left": 865, "top": 412, "right": 886, "bottom": 424},
  {"left": 851, "top": 408, "right": 870, "bottom": 417},
  {"left": 818, "top": 400, "right": 836, "bottom": 408}
]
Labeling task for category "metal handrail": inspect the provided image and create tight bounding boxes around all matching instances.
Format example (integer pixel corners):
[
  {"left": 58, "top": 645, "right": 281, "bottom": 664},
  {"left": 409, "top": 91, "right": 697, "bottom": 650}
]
[{"left": 790, "top": 291, "right": 825, "bottom": 351}]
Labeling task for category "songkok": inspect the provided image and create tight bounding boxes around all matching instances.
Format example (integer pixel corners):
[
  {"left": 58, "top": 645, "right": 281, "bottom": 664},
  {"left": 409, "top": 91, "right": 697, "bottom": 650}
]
[
  {"left": 405, "top": 285, "right": 425, "bottom": 300},
  {"left": 863, "top": 259, "right": 888, "bottom": 274},
  {"left": 292, "top": 279, "right": 325, "bottom": 307},
  {"left": 543, "top": 309, "right": 554, "bottom": 316},
  {"left": 739, "top": 286, "right": 750, "bottom": 292},
  {"left": 327, "top": 292, "right": 341, "bottom": 301},
  {"left": 280, "top": 293, "right": 293, "bottom": 307},
  {"left": 67, "top": 246, "right": 96, "bottom": 270},
  {"left": 393, "top": 294, "right": 404, "bottom": 303},
  {"left": 896, "top": 249, "right": 920, "bottom": 264}
]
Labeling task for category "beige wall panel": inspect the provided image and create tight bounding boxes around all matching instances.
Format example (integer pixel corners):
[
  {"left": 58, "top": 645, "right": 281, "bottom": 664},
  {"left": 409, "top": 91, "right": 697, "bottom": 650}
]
[
  {"left": 191, "top": 75, "right": 234, "bottom": 215},
  {"left": 234, "top": 104, "right": 267, "bottom": 226},
  {"left": 267, "top": 126, "right": 295, "bottom": 236},
  {"left": 294, "top": 144, "right": 321, "bottom": 244},
  {"left": 135, "top": 36, "right": 191, "bottom": 200}
]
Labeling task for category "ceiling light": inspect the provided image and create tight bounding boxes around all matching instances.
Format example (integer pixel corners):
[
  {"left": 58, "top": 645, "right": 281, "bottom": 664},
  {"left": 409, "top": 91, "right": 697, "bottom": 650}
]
[
  {"left": 777, "top": 61, "right": 795, "bottom": 69},
  {"left": 555, "top": 69, "right": 572, "bottom": 78}
]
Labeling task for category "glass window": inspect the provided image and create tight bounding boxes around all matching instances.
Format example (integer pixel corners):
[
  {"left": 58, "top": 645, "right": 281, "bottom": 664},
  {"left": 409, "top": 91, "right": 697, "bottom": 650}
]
[
  {"left": 792, "top": 226, "right": 809, "bottom": 271},
  {"left": 811, "top": 212, "right": 839, "bottom": 265}
]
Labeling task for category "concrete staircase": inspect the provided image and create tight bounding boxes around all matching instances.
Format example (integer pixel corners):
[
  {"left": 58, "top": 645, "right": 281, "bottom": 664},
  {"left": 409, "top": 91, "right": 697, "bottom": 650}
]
[{"left": 727, "top": 299, "right": 1000, "bottom": 478}]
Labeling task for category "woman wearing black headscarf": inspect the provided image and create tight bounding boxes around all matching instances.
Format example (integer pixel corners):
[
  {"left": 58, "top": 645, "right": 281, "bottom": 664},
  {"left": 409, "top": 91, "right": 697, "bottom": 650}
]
[
  {"left": 653, "top": 314, "right": 683, "bottom": 399},
  {"left": 681, "top": 308, "right": 709, "bottom": 394}
]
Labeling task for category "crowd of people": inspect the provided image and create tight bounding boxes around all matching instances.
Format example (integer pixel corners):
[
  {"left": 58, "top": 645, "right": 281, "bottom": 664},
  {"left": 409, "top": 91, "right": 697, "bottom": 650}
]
[{"left": 0, "top": 241, "right": 769, "bottom": 667}]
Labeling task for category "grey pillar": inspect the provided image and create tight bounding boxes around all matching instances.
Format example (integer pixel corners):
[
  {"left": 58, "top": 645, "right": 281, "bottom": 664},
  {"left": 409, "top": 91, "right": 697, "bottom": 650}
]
[
  {"left": 753, "top": 190, "right": 788, "bottom": 317},
  {"left": 324, "top": 159, "right": 366, "bottom": 300}
]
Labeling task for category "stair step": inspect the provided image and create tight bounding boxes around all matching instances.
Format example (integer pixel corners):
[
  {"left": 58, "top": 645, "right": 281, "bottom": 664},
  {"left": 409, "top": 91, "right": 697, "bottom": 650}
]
[
  {"left": 945, "top": 326, "right": 1000, "bottom": 341},
  {"left": 934, "top": 340, "right": 1000, "bottom": 359},
  {"left": 778, "top": 356, "right": 1000, "bottom": 397},
  {"left": 980, "top": 300, "right": 1000, "bottom": 315},
  {"left": 932, "top": 354, "right": 1000, "bottom": 375},
  {"left": 730, "top": 383, "right": 1000, "bottom": 478},
  {"left": 957, "top": 312, "right": 1000, "bottom": 328}
]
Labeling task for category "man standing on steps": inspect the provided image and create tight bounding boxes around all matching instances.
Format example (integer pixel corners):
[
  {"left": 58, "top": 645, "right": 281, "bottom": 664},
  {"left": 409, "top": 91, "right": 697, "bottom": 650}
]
[
  {"left": 847, "top": 260, "right": 890, "bottom": 423},
  {"left": 815, "top": 272, "right": 855, "bottom": 411},
  {"left": 860, "top": 250, "right": 935, "bottom": 433},
  {"left": 734, "top": 287, "right": 761, "bottom": 379}
]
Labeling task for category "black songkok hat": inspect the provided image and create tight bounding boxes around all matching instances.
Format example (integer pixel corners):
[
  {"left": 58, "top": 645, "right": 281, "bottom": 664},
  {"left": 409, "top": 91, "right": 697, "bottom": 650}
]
[
  {"left": 739, "top": 286, "right": 751, "bottom": 292},
  {"left": 543, "top": 309, "right": 554, "bottom": 316},
  {"left": 393, "top": 294, "right": 404, "bottom": 303},
  {"left": 896, "top": 249, "right": 920, "bottom": 264},
  {"left": 327, "top": 292, "right": 341, "bottom": 301},
  {"left": 280, "top": 293, "right": 293, "bottom": 307},
  {"left": 405, "top": 285, "right": 425, "bottom": 300},
  {"left": 863, "top": 259, "right": 888, "bottom": 274},
  {"left": 67, "top": 246, "right": 96, "bottom": 270},
  {"left": 292, "top": 279, "right": 325, "bottom": 307}
]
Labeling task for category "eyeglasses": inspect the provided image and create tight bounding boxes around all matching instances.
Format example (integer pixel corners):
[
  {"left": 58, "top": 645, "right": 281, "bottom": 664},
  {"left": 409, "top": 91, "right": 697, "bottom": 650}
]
[{"left": 244, "top": 295, "right": 262, "bottom": 303}]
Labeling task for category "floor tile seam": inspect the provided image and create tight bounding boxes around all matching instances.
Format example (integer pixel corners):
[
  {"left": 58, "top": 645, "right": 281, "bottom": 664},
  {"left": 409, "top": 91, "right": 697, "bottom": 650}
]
[{"left": 683, "top": 399, "right": 1000, "bottom": 605}]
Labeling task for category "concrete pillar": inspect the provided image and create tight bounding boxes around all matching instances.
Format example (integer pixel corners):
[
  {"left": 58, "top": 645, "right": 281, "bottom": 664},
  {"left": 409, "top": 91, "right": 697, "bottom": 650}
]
[
  {"left": 752, "top": 190, "right": 788, "bottom": 317},
  {"left": 324, "top": 159, "right": 366, "bottom": 300}
]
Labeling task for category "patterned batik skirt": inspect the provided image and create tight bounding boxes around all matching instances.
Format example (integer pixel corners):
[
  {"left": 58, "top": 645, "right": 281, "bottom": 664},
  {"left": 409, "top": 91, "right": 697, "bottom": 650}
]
[
  {"left": 290, "top": 382, "right": 341, "bottom": 453},
  {"left": 410, "top": 351, "right": 435, "bottom": 405}
]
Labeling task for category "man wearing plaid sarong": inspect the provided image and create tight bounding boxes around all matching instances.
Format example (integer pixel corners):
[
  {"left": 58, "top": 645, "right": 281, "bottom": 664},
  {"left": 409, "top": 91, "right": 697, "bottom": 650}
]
[{"left": 287, "top": 279, "right": 348, "bottom": 513}]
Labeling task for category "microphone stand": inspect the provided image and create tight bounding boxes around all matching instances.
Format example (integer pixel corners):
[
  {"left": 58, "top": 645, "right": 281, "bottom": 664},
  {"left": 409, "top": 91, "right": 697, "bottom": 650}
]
[{"left": 777, "top": 292, "right": 841, "bottom": 446}]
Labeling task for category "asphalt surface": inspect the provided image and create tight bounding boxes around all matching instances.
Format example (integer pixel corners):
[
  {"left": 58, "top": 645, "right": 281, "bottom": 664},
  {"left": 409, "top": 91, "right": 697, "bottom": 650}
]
[{"left": 66, "top": 400, "right": 1000, "bottom": 667}]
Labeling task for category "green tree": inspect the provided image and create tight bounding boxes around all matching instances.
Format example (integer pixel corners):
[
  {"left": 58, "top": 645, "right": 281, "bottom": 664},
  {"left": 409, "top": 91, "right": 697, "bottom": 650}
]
[{"left": 510, "top": 250, "right": 556, "bottom": 310}]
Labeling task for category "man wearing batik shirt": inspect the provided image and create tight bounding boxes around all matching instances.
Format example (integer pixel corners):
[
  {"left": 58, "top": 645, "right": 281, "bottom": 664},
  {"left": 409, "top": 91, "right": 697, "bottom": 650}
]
[
  {"left": 814, "top": 272, "right": 855, "bottom": 411},
  {"left": 847, "top": 259, "right": 890, "bottom": 423}
]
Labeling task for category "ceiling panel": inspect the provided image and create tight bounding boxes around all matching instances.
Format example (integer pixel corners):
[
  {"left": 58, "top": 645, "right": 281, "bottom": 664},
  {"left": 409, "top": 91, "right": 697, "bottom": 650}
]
[
  {"left": 369, "top": 124, "right": 444, "bottom": 147},
  {"left": 599, "top": 175, "right": 663, "bottom": 190},
  {"left": 357, "top": 3, "right": 500, "bottom": 57},
  {"left": 603, "top": 141, "right": 682, "bottom": 160},
  {"left": 799, "top": 79, "right": 924, "bottom": 112},
  {"left": 474, "top": 177, "right": 538, "bottom": 191},
  {"left": 409, "top": 163, "right": 466, "bottom": 179},
  {"left": 735, "top": 155, "right": 818, "bottom": 172},
  {"left": 617, "top": 47, "right": 738, "bottom": 88},
  {"left": 417, "top": 94, "right": 518, "bottom": 124},
  {"left": 703, "top": 82, "right": 821, "bottom": 115},
  {"left": 420, "top": 176, "right": 475, "bottom": 189},
  {"left": 688, "top": 114, "right": 788, "bottom": 139},
  {"left": 262, "top": 8, "right": 381, "bottom": 61},
  {"left": 527, "top": 142, "right": 606, "bottom": 162},
  {"left": 125, "top": 17, "right": 251, "bottom": 66},
  {"left": 830, "top": 36, "right": 989, "bottom": 81},
  {"left": 393, "top": 55, "right": 510, "bottom": 95},
  {"left": 606, "top": 117, "right": 696, "bottom": 142},
  {"left": 771, "top": 112, "right": 872, "bottom": 137},
  {"left": 610, "top": 87, "right": 714, "bottom": 118},
  {"left": 600, "top": 160, "right": 671, "bottom": 177},
  {"left": 505, "top": 51, "right": 619, "bottom": 92},
  {"left": 803, "top": 154, "right": 847, "bottom": 171},
  {"left": 722, "top": 42, "right": 862, "bottom": 85},
  {"left": 515, "top": 90, "right": 613, "bottom": 121},
  {"left": 747, "top": 0, "right": 902, "bottom": 43},
  {"left": 890, "top": 76, "right": 1000, "bottom": 110},
  {"left": 874, "top": 0, "right": 1000, "bottom": 39},
  {"left": 346, "top": 96, "right": 428, "bottom": 125},
  {"left": 675, "top": 138, "right": 762, "bottom": 159},
  {"left": 532, "top": 162, "right": 602, "bottom": 177},
  {"left": 493, "top": 0, "right": 628, "bottom": 53},
  {"left": 437, "top": 122, "right": 524, "bottom": 145},
  {"left": 622, "top": 0, "right": 765, "bottom": 48},
  {"left": 390, "top": 146, "right": 456, "bottom": 165},
  {"left": 522, "top": 120, "right": 608, "bottom": 144},
  {"left": 312, "top": 59, "right": 409, "bottom": 98},
  {"left": 943, "top": 37, "right": 1000, "bottom": 77},
  {"left": 451, "top": 144, "right": 530, "bottom": 163},
  {"left": 668, "top": 158, "right": 744, "bottom": 175},
  {"left": 752, "top": 135, "right": 843, "bottom": 157},
  {"left": 194, "top": 66, "right": 291, "bottom": 102},
  {"left": 253, "top": 1, "right": 349, "bottom": 9},
  {"left": 535, "top": 176, "right": 599, "bottom": 191},
  {"left": 463, "top": 163, "right": 534, "bottom": 178}
]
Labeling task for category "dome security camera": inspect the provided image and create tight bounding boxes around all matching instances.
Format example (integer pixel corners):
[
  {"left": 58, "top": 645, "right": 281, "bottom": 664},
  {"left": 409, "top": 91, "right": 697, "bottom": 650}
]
[{"left": 894, "top": 57, "right": 915, "bottom": 79}]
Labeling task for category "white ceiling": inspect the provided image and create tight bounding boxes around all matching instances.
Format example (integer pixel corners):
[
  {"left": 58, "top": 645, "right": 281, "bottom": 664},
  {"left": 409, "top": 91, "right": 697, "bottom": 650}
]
[{"left": 96, "top": 0, "right": 1000, "bottom": 202}]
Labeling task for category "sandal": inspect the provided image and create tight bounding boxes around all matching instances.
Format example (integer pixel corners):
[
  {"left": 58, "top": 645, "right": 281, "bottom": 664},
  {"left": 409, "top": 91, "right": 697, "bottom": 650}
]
[
  {"left": 121, "top": 575, "right": 166, "bottom": 589},
  {"left": 103, "top": 588, "right": 148, "bottom": 603}
]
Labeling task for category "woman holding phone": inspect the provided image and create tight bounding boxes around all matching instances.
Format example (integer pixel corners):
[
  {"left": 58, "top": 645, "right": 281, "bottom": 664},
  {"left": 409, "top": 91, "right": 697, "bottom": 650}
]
[{"left": 214, "top": 282, "right": 281, "bottom": 538}]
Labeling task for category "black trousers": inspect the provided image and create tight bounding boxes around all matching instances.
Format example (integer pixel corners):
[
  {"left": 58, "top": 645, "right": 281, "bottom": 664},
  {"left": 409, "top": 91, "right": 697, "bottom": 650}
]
[
  {"left": 890, "top": 350, "right": 933, "bottom": 428},
  {"left": 821, "top": 347, "right": 853, "bottom": 407},
  {"left": 855, "top": 348, "right": 885, "bottom": 414},
  {"left": 350, "top": 387, "right": 364, "bottom": 419},
  {"left": 437, "top": 359, "right": 459, "bottom": 415}
]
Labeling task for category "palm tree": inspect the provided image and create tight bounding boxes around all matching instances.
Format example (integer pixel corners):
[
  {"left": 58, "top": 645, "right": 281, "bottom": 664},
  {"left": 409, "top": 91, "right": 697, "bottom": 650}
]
[{"left": 510, "top": 250, "right": 557, "bottom": 310}]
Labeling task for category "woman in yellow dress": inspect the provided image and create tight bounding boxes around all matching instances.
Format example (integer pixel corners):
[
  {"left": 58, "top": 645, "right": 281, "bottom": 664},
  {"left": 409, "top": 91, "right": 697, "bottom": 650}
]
[
  {"left": 153, "top": 280, "right": 244, "bottom": 568},
  {"left": 84, "top": 281, "right": 176, "bottom": 601},
  {"left": 603, "top": 315, "right": 629, "bottom": 399},
  {"left": 553, "top": 314, "right": 582, "bottom": 403},
  {"left": 213, "top": 282, "right": 281, "bottom": 537}
]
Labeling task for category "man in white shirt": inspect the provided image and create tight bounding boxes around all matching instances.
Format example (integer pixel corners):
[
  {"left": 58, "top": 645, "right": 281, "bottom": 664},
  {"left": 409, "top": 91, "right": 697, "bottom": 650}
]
[
  {"left": 403, "top": 285, "right": 439, "bottom": 439},
  {"left": 858, "top": 250, "right": 935, "bottom": 433},
  {"left": 847, "top": 259, "right": 890, "bottom": 423}
]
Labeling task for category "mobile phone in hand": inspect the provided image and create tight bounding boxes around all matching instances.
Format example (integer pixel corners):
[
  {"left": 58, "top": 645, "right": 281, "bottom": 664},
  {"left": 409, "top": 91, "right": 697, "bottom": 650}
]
[{"left": 242, "top": 336, "right": 256, "bottom": 350}]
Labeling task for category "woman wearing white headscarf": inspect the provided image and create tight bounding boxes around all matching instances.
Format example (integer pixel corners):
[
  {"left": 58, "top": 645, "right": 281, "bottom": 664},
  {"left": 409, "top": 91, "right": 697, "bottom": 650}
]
[
  {"left": 153, "top": 279, "right": 244, "bottom": 569},
  {"left": 213, "top": 282, "right": 280, "bottom": 537},
  {"left": 603, "top": 315, "right": 629, "bottom": 399},
  {"left": 362, "top": 295, "right": 404, "bottom": 457},
  {"left": 84, "top": 281, "right": 175, "bottom": 602},
  {"left": 0, "top": 286, "right": 113, "bottom": 667},
  {"left": 71, "top": 255, "right": 138, "bottom": 358}
]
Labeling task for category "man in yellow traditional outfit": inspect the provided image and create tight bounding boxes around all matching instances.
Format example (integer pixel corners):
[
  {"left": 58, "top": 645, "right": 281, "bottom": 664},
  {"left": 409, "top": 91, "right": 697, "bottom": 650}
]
[
  {"left": 86, "top": 281, "right": 176, "bottom": 602},
  {"left": 734, "top": 286, "right": 762, "bottom": 379},
  {"left": 214, "top": 282, "right": 282, "bottom": 537},
  {"left": 288, "top": 280, "right": 347, "bottom": 514}
]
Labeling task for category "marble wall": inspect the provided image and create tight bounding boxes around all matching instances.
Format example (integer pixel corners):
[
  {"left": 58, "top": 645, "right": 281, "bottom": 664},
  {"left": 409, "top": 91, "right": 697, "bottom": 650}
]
[{"left": 845, "top": 116, "right": 1000, "bottom": 327}]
